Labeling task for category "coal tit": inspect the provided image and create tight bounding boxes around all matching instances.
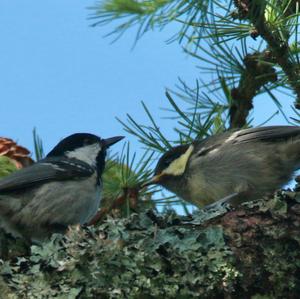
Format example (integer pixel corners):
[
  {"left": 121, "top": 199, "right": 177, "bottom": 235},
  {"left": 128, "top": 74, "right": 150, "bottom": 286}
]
[
  {"left": 145, "top": 126, "right": 300, "bottom": 210},
  {"left": 0, "top": 133, "right": 124, "bottom": 241}
]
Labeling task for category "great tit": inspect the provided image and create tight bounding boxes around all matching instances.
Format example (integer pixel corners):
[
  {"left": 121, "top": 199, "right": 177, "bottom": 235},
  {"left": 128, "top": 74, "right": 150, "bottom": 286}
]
[
  {"left": 0, "top": 133, "right": 124, "bottom": 241},
  {"left": 145, "top": 126, "right": 300, "bottom": 210}
]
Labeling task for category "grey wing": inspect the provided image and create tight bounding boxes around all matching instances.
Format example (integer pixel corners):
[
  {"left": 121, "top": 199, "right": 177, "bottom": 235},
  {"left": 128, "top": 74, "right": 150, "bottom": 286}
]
[
  {"left": 229, "top": 126, "right": 300, "bottom": 144},
  {"left": 0, "top": 157, "right": 94, "bottom": 192}
]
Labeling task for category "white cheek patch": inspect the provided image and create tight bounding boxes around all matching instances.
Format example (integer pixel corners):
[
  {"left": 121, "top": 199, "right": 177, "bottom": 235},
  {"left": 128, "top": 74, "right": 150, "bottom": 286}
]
[
  {"left": 162, "top": 145, "right": 194, "bottom": 176},
  {"left": 66, "top": 143, "right": 102, "bottom": 166}
]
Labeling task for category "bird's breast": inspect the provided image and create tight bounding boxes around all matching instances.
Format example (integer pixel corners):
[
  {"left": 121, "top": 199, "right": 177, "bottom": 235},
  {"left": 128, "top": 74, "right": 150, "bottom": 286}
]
[{"left": 186, "top": 174, "right": 217, "bottom": 207}]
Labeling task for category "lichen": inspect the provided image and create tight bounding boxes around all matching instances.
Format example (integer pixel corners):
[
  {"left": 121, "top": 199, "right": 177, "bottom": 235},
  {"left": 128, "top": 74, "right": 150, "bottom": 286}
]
[{"left": 1, "top": 191, "right": 300, "bottom": 298}]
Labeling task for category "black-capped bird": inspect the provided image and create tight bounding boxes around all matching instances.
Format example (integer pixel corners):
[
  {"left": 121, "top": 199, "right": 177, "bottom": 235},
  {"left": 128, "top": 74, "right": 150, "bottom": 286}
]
[
  {"left": 0, "top": 133, "right": 124, "bottom": 241},
  {"left": 145, "top": 126, "right": 300, "bottom": 210}
]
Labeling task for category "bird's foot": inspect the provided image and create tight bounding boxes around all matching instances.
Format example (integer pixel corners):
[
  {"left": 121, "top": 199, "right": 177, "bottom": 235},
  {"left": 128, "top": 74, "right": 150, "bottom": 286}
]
[{"left": 202, "top": 192, "right": 239, "bottom": 214}]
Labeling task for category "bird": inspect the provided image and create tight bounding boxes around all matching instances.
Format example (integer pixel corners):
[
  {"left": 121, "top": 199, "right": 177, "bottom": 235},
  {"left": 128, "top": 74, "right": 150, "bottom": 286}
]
[
  {"left": 0, "top": 133, "right": 124, "bottom": 241},
  {"left": 144, "top": 126, "right": 300, "bottom": 210}
]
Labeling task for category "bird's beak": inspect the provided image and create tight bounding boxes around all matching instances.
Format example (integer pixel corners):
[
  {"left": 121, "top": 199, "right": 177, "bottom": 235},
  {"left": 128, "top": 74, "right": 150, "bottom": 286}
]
[
  {"left": 103, "top": 136, "right": 124, "bottom": 148},
  {"left": 141, "top": 174, "right": 163, "bottom": 188}
]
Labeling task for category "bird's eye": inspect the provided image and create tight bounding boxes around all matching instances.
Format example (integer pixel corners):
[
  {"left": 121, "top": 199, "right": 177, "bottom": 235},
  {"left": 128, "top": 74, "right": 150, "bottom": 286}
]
[{"left": 163, "top": 158, "right": 173, "bottom": 167}]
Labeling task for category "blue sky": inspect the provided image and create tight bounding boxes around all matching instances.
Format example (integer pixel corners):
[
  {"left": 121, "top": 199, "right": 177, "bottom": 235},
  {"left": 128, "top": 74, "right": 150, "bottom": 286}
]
[{"left": 0, "top": 0, "right": 296, "bottom": 158}]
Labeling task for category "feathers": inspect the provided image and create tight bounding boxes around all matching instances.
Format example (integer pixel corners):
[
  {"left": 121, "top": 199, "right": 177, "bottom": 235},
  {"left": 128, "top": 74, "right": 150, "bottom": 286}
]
[
  {"left": 0, "top": 157, "right": 94, "bottom": 193},
  {"left": 154, "top": 144, "right": 189, "bottom": 175},
  {"left": 194, "top": 126, "right": 300, "bottom": 157},
  {"left": 152, "top": 125, "right": 300, "bottom": 208},
  {"left": 226, "top": 126, "right": 300, "bottom": 145},
  {"left": 160, "top": 145, "right": 194, "bottom": 176},
  {"left": 0, "top": 132, "right": 124, "bottom": 241}
]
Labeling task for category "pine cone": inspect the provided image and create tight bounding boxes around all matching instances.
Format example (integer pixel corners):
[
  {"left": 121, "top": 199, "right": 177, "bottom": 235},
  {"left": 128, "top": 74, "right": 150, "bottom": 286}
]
[{"left": 0, "top": 138, "right": 34, "bottom": 169}]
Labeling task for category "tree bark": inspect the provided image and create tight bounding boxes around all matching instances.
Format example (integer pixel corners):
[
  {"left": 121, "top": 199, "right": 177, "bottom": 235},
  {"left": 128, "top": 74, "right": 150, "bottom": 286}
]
[{"left": 1, "top": 191, "right": 300, "bottom": 298}]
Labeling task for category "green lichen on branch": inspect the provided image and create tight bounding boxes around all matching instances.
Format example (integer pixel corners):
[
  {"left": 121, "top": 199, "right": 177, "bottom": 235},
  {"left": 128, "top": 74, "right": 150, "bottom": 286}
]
[{"left": 1, "top": 191, "right": 300, "bottom": 298}]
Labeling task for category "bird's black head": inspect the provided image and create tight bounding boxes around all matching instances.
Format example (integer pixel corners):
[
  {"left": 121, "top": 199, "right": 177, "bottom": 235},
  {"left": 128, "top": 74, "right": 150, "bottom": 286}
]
[
  {"left": 47, "top": 133, "right": 102, "bottom": 157},
  {"left": 47, "top": 133, "right": 124, "bottom": 175},
  {"left": 154, "top": 144, "right": 191, "bottom": 177},
  {"left": 141, "top": 144, "right": 193, "bottom": 189}
]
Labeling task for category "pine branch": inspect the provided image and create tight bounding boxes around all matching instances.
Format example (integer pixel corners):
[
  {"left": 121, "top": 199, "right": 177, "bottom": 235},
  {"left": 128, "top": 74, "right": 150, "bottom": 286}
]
[
  {"left": 184, "top": 37, "right": 288, "bottom": 127},
  {"left": 233, "top": 0, "right": 300, "bottom": 109},
  {"left": 89, "top": 0, "right": 214, "bottom": 43},
  {"left": 32, "top": 128, "right": 45, "bottom": 161},
  {"left": 94, "top": 142, "right": 162, "bottom": 221},
  {"left": 229, "top": 51, "right": 277, "bottom": 128}
]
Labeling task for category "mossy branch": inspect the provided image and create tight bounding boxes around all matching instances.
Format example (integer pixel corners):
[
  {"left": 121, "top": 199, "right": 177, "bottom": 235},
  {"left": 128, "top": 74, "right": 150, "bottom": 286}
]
[{"left": 1, "top": 190, "right": 300, "bottom": 298}]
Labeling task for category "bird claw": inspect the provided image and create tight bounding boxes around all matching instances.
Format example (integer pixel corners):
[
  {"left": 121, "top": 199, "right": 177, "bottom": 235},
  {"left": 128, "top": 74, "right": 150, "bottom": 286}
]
[
  {"left": 202, "top": 201, "right": 232, "bottom": 214},
  {"left": 202, "top": 192, "right": 239, "bottom": 213}
]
